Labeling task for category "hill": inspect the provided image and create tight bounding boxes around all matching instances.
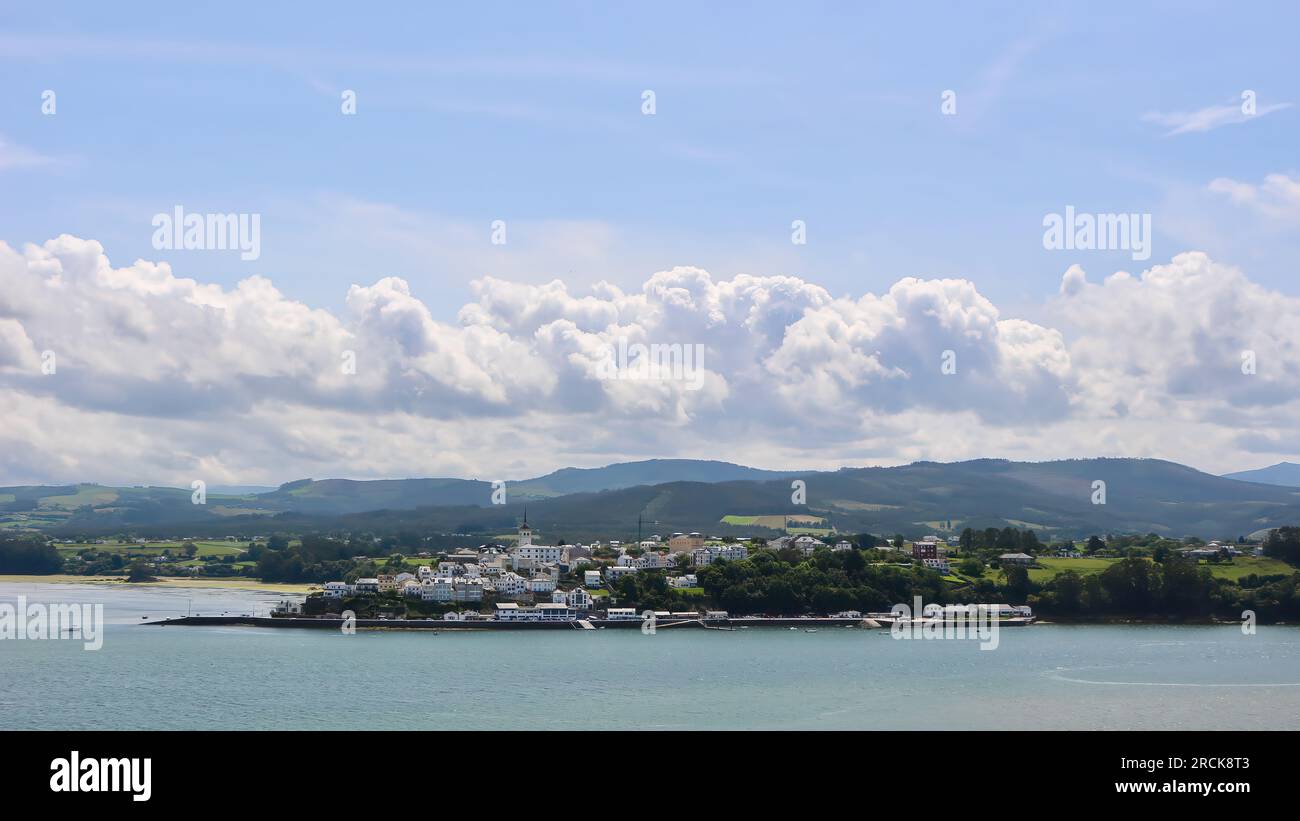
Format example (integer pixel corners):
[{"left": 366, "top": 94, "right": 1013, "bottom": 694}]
[
  {"left": 1222, "top": 462, "right": 1300, "bottom": 488},
  {"left": 16, "top": 457, "right": 1300, "bottom": 541}
]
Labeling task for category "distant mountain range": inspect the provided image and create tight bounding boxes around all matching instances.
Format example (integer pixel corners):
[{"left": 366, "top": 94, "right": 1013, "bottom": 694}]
[
  {"left": 1221, "top": 462, "right": 1300, "bottom": 488},
  {"left": 4, "top": 457, "right": 1300, "bottom": 540}
]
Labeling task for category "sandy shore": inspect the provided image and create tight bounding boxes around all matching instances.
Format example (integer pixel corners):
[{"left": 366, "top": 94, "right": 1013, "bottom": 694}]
[{"left": 0, "top": 574, "right": 314, "bottom": 594}]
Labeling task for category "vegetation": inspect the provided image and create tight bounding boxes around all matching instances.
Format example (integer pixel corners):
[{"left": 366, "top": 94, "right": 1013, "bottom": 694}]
[
  {"left": 11, "top": 458, "right": 1300, "bottom": 543},
  {"left": 0, "top": 535, "right": 63, "bottom": 573}
]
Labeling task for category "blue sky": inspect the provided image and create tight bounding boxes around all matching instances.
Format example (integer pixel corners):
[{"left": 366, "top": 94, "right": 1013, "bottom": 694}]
[
  {"left": 4, "top": 1, "right": 1297, "bottom": 315},
  {"left": 1, "top": 2, "right": 1299, "bottom": 484}
]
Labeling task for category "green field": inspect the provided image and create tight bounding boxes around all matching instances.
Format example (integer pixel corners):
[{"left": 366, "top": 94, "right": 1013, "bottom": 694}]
[
  {"left": 1201, "top": 556, "right": 1294, "bottom": 580},
  {"left": 39, "top": 487, "right": 120, "bottom": 509},
  {"left": 722, "top": 514, "right": 832, "bottom": 535},
  {"left": 58, "top": 540, "right": 246, "bottom": 558},
  {"left": 975, "top": 555, "right": 1295, "bottom": 584}
]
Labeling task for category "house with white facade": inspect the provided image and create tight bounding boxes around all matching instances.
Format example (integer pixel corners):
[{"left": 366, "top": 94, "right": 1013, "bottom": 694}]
[
  {"left": 922, "top": 557, "right": 950, "bottom": 574},
  {"left": 494, "top": 571, "right": 528, "bottom": 599},
  {"left": 526, "top": 575, "right": 557, "bottom": 594},
  {"left": 692, "top": 544, "right": 748, "bottom": 565},
  {"left": 605, "top": 565, "right": 638, "bottom": 582},
  {"left": 552, "top": 587, "right": 593, "bottom": 610},
  {"left": 322, "top": 581, "right": 351, "bottom": 599},
  {"left": 792, "top": 535, "right": 826, "bottom": 555}
]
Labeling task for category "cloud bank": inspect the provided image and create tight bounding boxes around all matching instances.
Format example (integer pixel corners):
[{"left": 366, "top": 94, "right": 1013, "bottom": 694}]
[{"left": 1, "top": 235, "right": 1296, "bottom": 485}]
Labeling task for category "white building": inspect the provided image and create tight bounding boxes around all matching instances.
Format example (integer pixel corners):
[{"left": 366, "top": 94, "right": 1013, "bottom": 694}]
[
  {"left": 791, "top": 535, "right": 826, "bottom": 555},
  {"left": 322, "top": 581, "right": 351, "bottom": 599},
  {"left": 552, "top": 587, "right": 593, "bottom": 610},
  {"left": 494, "top": 602, "right": 578, "bottom": 622},
  {"left": 514, "top": 544, "right": 565, "bottom": 566},
  {"left": 426, "top": 579, "right": 485, "bottom": 602},
  {"left": 353, "top": 578, "right": 380, "bottom": 595},
  {"left": 668, "top": 574, "right": 699, "bottom": 588},
  {"left": 526, "top": 575, "right": 557, "bottom": 594},
  {"left": 922, "top": 557, "right": 950, "bottom": 574},
  {"left": 605, "top": 565, "right": 638, "bottom": 582},
  {"left": 583, "top": 569, "right": 603, "bottom": 587},
  {"left": 692, "top": 545, "right": 748, "bottom": 566},
  {"left": 494, "top": 571, "right": 527, "bottom": 598}
]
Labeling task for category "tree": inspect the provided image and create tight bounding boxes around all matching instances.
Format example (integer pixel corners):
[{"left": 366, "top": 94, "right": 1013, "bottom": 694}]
[
  {"left": 843, "top": 549, "right": 866, "bottom": 576},
  {"left": 0, "top": 536, "right": 63, "bottom": 574},
  {"left": 1099, "top": 557, "right": 1160, "bottom": 613},
  {"left": 959, "top": 528, "right": 975, "bottom": 554},
  {"left": 182, "top": 542, "right": 198, "bottom": 558},
  {"left": 1263, "top": 527, "right": 1300, "bottom": 566},
  {"left": 1085, "top": 535, "right": 1106, "bottom": 554},
  {"left": 1003, "top": 565, "right": 1032, "bottom": 603},
  {"left": 126, "top": 562, "right": 159, "bottom": 583},
  {"left": 1052, "top": 570, "right": 1084, "bottom": 614}
]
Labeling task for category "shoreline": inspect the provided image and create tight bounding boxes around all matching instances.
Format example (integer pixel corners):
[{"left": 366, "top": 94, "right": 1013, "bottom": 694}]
[
  {"left": 0, "top": 574, "right": 314, "bottom": 594},
  {"left": 0, "top": 577, "right": 1289, "bottom": 625}
]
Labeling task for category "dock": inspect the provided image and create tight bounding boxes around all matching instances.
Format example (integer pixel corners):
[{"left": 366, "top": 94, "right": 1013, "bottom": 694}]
[{"left": 143, "top": 615, "right": 879, "bottom": 631}]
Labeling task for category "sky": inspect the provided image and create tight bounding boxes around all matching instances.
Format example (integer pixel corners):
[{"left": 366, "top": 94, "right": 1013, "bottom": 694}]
[{"left": 1, "top": 1, "right": 1299, "bottom": 486}]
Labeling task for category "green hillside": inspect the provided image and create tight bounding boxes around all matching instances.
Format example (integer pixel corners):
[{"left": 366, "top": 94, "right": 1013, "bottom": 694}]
[{"left": 6, "top": 458, "right": 1300, "bottom": 540}]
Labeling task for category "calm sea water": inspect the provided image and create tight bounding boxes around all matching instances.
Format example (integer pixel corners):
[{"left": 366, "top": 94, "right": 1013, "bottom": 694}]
[{"left": 2, "top": 582, "right": 1299, "bottom": 730}]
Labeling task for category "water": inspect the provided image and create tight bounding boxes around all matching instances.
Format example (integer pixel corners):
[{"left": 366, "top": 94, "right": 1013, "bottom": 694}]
[{"left": 3, "top": 582, "right": 1300, "bottom": 730}]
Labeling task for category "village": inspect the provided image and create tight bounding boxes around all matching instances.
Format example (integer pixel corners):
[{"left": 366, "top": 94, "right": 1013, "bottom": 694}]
[{"left": 286, "top": 517, "right": 1051, "bottom": 625}]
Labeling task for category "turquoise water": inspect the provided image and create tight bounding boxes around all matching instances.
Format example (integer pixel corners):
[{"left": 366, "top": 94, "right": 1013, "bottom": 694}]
[{"left": 3, "top": 582, "right": 1300, "bottom": 730}]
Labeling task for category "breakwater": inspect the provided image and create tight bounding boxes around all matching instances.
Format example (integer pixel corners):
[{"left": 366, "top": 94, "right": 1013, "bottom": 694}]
[{"left": 146, "top": 615, "right": 874, "bottom": 630}]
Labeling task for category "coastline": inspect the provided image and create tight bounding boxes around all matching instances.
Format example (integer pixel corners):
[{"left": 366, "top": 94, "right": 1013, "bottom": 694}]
[
  {"left": 0, "top": 577, "right": 1288, "bottom": 625},
  {"left": 0, "top": 574, "right": 314, "bottom": 594}
]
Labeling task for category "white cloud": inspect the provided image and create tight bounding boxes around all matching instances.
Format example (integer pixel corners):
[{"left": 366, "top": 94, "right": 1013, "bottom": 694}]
[
  {"left": 0, "top": 135, "right": 57, "bottom": 171},
  {"left": 1142, "top": 98, "right": 1292, "bottom": 136},
  {"left": 2, "top": 235, "right": 1299, "bottom": 485},
  {"left": 1208, "top": 173, "right": 1300, "bottom": 222}
]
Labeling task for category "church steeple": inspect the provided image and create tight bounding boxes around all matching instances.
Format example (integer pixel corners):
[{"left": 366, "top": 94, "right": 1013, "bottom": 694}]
[{"left": 518, "top": 507, "right": 533, "bottom": 546}]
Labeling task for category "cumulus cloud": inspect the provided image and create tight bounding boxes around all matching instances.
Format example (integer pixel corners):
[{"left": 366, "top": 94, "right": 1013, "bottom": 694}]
[
  {"left": 1049, "top": 252, "right": 1300, "bottom": 434},
  {"left": 1, "top": 235, "right": 1298, "bottom": 484}
]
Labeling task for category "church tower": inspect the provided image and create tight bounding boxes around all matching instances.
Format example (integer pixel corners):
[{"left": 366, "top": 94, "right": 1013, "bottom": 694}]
[{"left": 518, "top": 507, "right": 533, "bottom": 546}]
